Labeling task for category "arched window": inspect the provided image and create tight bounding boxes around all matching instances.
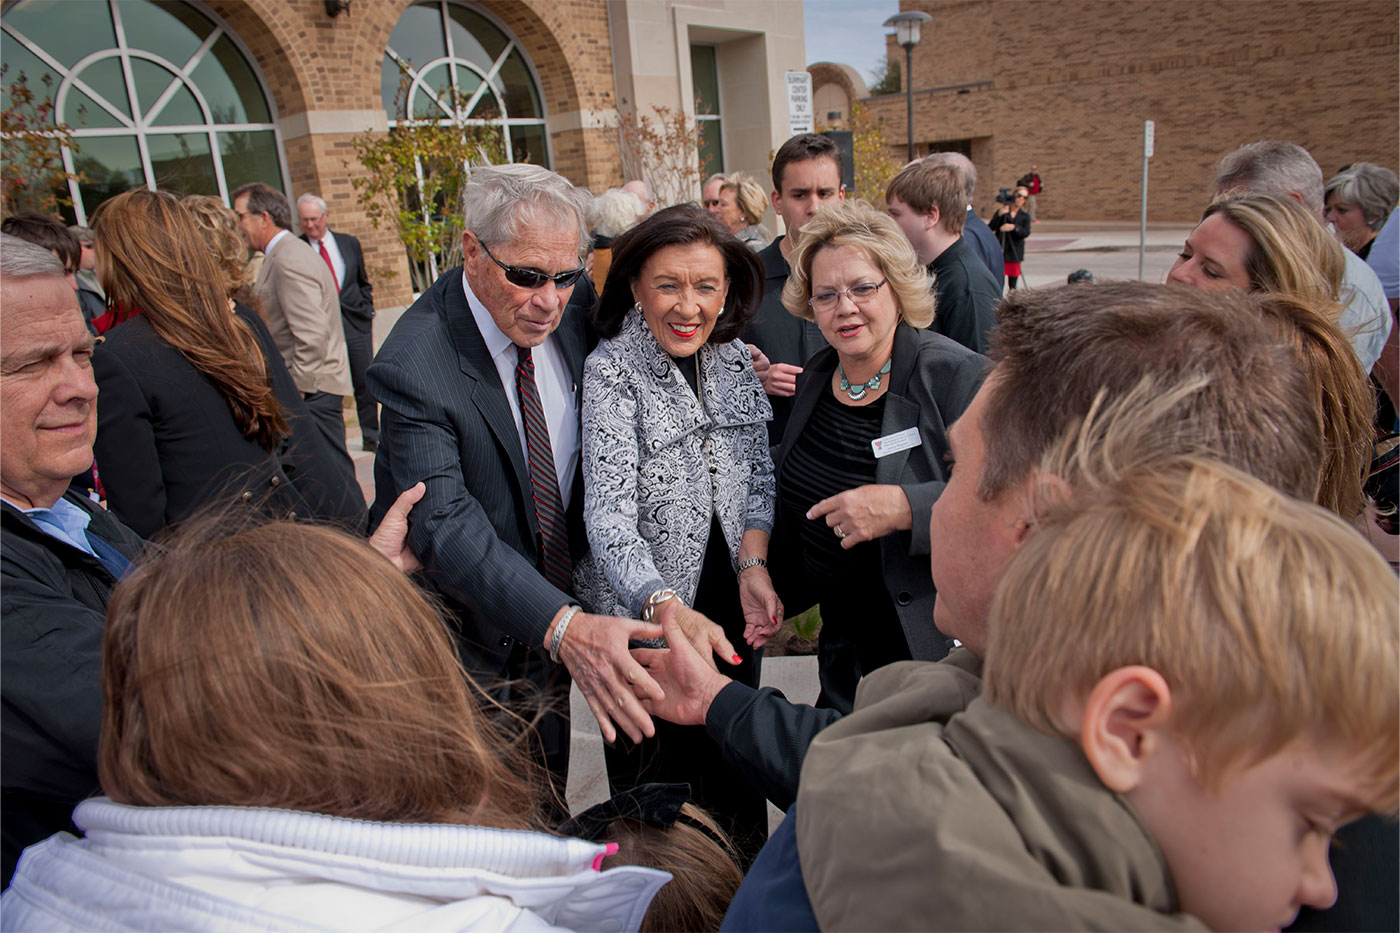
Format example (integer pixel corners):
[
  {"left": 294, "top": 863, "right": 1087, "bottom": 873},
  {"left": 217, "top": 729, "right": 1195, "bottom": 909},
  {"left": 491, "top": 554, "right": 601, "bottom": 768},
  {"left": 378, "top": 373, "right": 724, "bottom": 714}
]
[
  {"left": 1, "top": 0, "right": 286, "bottom": 223},
  {"left": 382, "top": 1, "right": 549, "bottom": 167}
]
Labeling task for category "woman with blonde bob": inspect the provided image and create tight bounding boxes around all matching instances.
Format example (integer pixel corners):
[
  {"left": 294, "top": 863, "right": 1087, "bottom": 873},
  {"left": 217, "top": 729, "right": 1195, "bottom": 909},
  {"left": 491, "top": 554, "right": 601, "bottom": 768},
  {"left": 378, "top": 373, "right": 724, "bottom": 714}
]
[
  {"left": 713, "top": 172, "right": 772, "bottom": 250},
  {"left": 1, "top": 518, "right": 670, "bottom": 930},
  {"left": 769, "top": 198, "right": 985, "bottom": 710}
]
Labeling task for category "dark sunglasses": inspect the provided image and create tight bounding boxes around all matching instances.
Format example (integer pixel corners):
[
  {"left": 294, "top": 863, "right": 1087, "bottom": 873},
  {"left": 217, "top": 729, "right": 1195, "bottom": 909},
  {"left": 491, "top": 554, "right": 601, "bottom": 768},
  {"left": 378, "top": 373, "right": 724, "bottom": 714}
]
[{"left": 479, "top": 239, "right": 585, "bottom": 290}]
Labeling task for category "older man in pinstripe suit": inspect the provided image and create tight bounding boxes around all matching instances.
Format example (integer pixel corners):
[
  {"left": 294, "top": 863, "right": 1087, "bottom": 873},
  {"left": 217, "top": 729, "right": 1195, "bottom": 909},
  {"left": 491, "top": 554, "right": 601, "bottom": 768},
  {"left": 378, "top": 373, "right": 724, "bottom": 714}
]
[{"left": 367, "top": 165, "right": 681, "bottom": 787}]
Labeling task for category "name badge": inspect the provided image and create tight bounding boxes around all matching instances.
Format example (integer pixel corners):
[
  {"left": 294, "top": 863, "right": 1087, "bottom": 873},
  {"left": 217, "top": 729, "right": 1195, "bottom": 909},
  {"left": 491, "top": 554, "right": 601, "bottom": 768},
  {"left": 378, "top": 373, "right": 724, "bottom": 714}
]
[{"left": 872, "top": 427, "right": 921, "bottom": 458}]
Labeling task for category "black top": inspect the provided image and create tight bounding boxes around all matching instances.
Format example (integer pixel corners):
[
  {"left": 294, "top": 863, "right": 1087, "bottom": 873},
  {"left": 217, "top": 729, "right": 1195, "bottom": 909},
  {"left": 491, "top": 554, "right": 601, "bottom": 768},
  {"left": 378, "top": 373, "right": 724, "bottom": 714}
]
[
  {"left": 988, "top": 208, "right": 1031, "bottom": 263},
  {"left": 928, "top": 236, "right": 1002, "bottom": 354},
  {"left": 778, "top": 390, "right": 907, "bottom": 676},
  {"left": 745, "top": 237, "right": 829, "bottom": 445}
]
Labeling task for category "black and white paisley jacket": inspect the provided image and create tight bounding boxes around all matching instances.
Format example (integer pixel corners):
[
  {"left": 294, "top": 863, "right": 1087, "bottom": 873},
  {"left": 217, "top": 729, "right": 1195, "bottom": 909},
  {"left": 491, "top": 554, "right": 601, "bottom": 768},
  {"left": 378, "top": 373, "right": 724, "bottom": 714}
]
[{"left": 573, "top": 310, "right": 774, "bottom": 617}]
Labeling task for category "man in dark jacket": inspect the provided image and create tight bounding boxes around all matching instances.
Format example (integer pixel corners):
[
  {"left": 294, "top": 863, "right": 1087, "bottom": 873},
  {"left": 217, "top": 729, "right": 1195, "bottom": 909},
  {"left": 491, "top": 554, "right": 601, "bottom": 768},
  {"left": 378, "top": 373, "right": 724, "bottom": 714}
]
[
  {"left": 0, "top": 235, "right": 419, "bottom": 886},
  {"left": 0, "top": 235, "right": 130, "bottom": 885},
  {"left": 298, "top": 193, "right": 380, "bottom": 452},
  {"left": 926, "top": 151, "right": 1003, "bottom": 281},
  {"left": 886, "top": 160, "right": 1000, "bottom": 353}
]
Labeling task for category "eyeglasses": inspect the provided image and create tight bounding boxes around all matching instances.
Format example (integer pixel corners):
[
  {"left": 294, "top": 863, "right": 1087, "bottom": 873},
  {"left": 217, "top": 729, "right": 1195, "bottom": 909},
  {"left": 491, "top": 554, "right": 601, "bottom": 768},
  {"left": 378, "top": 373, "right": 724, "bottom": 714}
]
[
  {"left": 809, "top": 278, "right": 888, "bottom": 313},
  {"left": 703, "top": 198, "right": 723, "bottom": 208},
  {"left": 479, "top": 239, "right": 585, "bottom": 289}
]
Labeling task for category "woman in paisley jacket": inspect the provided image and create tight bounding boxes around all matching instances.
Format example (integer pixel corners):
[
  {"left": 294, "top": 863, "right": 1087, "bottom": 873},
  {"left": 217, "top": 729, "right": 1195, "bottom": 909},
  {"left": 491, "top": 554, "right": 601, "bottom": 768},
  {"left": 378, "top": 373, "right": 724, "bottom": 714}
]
[{"left": 574, "top": 204, "right": 780, "bottom": 863}]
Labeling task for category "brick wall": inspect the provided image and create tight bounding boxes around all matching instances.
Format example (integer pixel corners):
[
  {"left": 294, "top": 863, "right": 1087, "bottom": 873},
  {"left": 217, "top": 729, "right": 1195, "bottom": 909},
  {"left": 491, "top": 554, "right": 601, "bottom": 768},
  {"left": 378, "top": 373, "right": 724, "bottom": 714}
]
[
  {"left": 864, "top": 0, "right": 1399, "bottom": 221},
  {"left": 209, "top": 0, "right": 620, "bottom": 306}
]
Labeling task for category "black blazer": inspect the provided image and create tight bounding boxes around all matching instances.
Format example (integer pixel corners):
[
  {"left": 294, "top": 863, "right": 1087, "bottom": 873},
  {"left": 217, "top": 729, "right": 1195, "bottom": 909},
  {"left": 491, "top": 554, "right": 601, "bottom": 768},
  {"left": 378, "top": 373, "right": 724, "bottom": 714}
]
[
  {"left": 367, "top": 268, "right": 596, "bottom": 679},
  {"left": 770, "top": 323, "right": 987, "bottom": 662},
  {"left": 92, "top": 314, "right": 314, "bottom": 538},
  {"left": 302, "top": 230, "right": 374, "bottom": 331}
]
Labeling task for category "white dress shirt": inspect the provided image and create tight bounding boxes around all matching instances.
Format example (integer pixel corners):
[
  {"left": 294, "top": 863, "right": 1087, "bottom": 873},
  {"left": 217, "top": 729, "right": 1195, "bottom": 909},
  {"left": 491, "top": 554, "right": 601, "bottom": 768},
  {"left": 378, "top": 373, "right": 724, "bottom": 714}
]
[
  {"left": 463, "top": 271, "right": 580, "bottom": 508},
  {"left": 308, "top": 231, "right": 346, "bottom": 288}
]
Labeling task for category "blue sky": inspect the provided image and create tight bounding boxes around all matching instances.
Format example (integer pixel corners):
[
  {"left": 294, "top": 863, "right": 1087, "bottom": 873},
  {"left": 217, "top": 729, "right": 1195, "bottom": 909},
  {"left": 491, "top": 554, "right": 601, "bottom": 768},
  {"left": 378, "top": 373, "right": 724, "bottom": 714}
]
[{"left": 803, "top": 0, "right": 900, "bottom": 85}]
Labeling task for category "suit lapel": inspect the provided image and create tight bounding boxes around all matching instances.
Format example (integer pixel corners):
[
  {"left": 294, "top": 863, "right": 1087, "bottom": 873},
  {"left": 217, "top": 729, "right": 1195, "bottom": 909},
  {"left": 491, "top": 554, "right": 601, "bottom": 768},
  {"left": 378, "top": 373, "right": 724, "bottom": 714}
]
[
  {"left": 876, "top": 323, "right": 920, "bottom": 485},
  {"left": 442, "top": 273, "right": 534, "bottom": 531}
]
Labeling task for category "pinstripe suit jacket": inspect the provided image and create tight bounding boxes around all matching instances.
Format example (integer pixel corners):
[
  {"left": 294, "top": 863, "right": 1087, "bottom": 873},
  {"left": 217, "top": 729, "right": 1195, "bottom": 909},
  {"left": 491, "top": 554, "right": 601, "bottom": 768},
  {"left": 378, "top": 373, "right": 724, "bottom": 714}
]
[{"left": 366, "top": 268, "right": 594, "bottom": 680}]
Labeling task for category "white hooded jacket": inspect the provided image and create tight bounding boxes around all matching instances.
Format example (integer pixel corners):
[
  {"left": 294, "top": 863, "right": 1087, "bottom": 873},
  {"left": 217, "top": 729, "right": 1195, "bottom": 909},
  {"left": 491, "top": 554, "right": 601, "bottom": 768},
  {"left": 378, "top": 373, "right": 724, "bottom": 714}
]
[{"left": 1, "top": 798, "right": 669, "bottom": 932}]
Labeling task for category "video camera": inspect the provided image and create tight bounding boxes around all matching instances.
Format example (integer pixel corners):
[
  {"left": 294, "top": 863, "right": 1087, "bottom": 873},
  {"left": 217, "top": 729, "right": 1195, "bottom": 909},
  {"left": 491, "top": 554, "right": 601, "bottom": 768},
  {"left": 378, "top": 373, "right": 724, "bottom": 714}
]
[{"left": 994, "top": 186, "right": 1016, "bottom": 205}]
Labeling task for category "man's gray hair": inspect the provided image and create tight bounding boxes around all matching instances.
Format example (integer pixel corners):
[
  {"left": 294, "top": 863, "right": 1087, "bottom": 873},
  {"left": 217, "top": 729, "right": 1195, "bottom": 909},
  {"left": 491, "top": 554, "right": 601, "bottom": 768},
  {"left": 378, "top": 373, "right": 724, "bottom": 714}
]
[
  {"left": 927, "top": 151, "right": 977, "bottom": 202},
  {"left": 588, "top": 188, "right": 646, "bottom": 239},
  {"left": 1, "top": 232, "right": 67, "bottom": 281},
  {"left": 1213, "top": 140, "right": 1325, "bottom": 214},
  {"left": 462, "top": 163, "right": 590, "bottom": 255},
  {"left": 297, "top": 193, "right": 329, "bottom": 215}
]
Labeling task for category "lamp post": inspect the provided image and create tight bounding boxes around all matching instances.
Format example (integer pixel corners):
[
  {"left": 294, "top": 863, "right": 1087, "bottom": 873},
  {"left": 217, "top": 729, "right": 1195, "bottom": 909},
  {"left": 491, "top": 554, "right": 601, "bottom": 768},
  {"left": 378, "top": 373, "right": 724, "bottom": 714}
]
[{"left": 883, "top": 11, "right": 932, "bottom": 162}]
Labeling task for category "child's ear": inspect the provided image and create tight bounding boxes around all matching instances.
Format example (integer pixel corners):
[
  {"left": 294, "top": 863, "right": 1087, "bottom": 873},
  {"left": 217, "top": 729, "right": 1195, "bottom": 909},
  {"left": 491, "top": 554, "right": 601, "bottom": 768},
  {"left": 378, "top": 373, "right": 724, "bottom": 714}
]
[{"left": 1078, "top": 666, "right": 1174, "bottom": 794}]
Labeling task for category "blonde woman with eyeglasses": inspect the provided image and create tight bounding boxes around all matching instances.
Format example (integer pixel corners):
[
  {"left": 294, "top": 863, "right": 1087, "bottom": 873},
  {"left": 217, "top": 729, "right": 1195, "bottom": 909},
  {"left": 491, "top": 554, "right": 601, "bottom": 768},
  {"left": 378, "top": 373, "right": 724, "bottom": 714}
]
[{"left": 768, "top": 199, "right": 986, "bottom": 712}]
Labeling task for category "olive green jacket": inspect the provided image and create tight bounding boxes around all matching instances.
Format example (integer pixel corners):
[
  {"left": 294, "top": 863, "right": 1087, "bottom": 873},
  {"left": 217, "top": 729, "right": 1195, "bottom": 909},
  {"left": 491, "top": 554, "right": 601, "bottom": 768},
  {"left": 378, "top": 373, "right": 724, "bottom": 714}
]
[{"left": 795, "top": 659, "right": 1207, "bottom": 931}]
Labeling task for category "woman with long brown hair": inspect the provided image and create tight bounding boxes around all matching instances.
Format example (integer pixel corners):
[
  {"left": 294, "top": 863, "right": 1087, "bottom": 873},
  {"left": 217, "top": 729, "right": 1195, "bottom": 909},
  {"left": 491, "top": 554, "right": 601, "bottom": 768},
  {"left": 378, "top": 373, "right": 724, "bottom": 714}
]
[
  {"left": 1, "top": 518, "right": 671, "bottom": 929},
  {"left": 88, "top": 189, "right": 320, "bottom": 537}
]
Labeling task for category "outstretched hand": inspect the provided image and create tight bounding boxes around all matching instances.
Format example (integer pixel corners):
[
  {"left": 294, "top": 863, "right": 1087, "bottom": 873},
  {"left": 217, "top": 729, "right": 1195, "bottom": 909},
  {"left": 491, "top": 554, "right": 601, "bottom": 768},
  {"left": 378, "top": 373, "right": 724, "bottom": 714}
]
[
  {"left": 555, "top": 609, "right": 665, "bottom": 745},
  {"left": 669, "top": 600, "right": 742, "bottom": 671},
  {"left": 367, "top": 481, "right": 426, "bottom": 573},
  {"left": 632, "top": 601, "right": 734, "bottom": 727}
]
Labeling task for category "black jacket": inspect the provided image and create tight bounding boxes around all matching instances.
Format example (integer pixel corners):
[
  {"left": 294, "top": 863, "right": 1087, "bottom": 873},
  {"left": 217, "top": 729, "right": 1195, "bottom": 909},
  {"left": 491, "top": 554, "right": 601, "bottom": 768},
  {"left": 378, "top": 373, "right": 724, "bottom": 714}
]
[
  {"left": 928, "top": 236, "right": 1001, "bottom": 354},
  {"left": 744, "top": 237, "right": 828, "bottom": 445},
  {"left": 1, "top": 492, "right": 146, "bottom": 885},
  {"left": 717, "top": 326, "right": 986, "bottom": 810}
]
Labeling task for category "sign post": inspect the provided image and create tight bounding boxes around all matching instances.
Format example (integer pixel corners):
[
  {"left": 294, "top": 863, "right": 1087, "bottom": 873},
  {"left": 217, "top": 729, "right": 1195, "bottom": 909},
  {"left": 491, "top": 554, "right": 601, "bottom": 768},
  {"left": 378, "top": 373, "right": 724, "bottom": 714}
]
[
  {"left": 1139, "top": 119, "right": 1154, "bottom": 281},
  {"left": 786, "top": 71, "right": 814, "bottom": 137}
]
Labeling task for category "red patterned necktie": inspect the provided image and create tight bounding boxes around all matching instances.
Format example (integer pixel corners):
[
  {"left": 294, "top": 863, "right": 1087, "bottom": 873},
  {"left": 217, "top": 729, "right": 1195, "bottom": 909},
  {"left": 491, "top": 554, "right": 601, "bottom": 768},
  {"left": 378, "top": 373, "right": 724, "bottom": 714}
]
[
  {"left": 515, "top": 345, "right": 572, "bottom": 592},
  {"left": 317, "top": 239, "right": 340, "bottom": 293}
]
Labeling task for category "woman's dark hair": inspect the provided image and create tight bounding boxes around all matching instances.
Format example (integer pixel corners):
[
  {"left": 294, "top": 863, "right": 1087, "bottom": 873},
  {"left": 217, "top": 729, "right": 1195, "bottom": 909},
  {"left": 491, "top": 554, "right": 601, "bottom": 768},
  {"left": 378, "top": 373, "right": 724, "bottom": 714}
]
[{"left": 594, "top": 204, "right": 762, "bottom": 344}]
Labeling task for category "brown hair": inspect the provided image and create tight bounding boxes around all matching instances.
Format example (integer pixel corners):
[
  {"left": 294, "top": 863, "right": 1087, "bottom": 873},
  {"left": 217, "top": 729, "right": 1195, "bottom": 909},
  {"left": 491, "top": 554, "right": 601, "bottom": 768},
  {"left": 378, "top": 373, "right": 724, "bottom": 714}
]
[
  {"left": 1, "top": 212, "right": 81, "bottom": 273},
  {"left": 886, "top": 161, "right": 967, "bottom": 235},
  {"left": 782, "top": 199, "right": 936, "bottom": 327},
  {"left": 91, "top": 189, "right": 288, "bottom": 451},
  {"left": 978, "top": 281, "right": 1323, "bottom": 504},
  {"left": 99, "top": 517, "right": 548, "bottom": 829},
  {"left": 1253, "top": 293, "right": 1374, "bottom": 519},
  {"left": 181, "top": 194, "right": 253, "bottom": 301},
  {"left": 602, "top": 803, "right": 744, "bottom": 932},
  {"left": 985, "top": 454, "right": 1398, "bottom": 806}
]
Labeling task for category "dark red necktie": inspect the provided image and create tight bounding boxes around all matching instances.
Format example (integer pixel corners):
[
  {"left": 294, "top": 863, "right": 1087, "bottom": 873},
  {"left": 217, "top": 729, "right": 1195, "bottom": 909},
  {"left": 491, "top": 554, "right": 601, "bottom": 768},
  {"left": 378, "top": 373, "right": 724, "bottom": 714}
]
[
  {"left": 317, "top": 239, "right": 340, "bottom": 293},
  {"left": 515, "top": 345, "right": 572, "bottom": 592}
]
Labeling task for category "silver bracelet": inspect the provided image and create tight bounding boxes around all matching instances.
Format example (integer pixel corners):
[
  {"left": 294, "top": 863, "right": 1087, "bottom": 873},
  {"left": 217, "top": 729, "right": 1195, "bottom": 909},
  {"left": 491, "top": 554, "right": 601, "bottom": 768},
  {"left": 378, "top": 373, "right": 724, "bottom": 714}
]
[
  {"left": 641, "top": 587, "right": 679, "bottom": 623},
  {"left": 737, "top": 556, "right": 768, "bottom": 574},
  {"left": 548, "top": 605, "right": 582, "bottom": 663}
]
